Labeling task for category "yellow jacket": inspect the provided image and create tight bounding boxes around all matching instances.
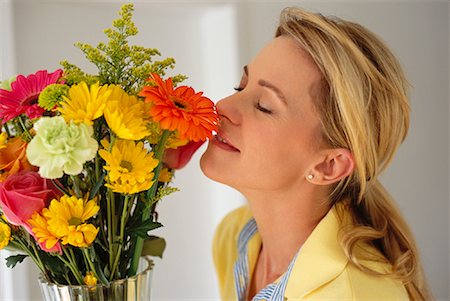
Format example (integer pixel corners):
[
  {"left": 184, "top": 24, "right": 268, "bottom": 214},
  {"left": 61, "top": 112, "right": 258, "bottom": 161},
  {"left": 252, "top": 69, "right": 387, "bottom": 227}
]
[{"left": 212, "top": 205, "right": 409, "bottom": 300}]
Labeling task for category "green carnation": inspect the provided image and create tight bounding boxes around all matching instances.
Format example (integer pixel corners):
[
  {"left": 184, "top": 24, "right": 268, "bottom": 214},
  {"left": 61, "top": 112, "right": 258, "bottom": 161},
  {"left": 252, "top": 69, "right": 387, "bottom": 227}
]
[
  {"left": 26, "top": 116, "right": 98, "bottom": 179},
  {"left": 38, "top": 84, "right": 69, "bottom": 110}
]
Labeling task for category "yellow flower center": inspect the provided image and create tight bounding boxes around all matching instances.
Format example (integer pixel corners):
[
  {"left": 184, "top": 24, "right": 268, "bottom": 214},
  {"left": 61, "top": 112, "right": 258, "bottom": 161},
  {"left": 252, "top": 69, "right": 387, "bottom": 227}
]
[
  {"left": 120, "top": 160, "right": 133, "bottom": 172},
  {"left": 0, "top": 232, "right": 5, "bottom": 241},
  {"left": 69, "top": 217, "right": 83, "bottom": 226}
]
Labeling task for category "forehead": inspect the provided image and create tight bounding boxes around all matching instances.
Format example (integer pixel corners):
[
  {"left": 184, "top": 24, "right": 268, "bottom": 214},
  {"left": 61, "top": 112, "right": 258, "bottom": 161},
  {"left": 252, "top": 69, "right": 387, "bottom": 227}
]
[{"left": 248, "top": 36, "right": 322, "bottom": 102}]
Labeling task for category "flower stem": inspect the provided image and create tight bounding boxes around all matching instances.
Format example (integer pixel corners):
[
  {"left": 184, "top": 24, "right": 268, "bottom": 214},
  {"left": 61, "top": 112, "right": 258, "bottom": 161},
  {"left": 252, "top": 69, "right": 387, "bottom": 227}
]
[
  {"left": 107, "top": 189, "right": 114, "bottom": 271},
  {"left": 61, "top": 248, "right": 84, "bottom": 284},
  {"left": 29, "top": 239, "right": 47, "bottom": 277},
  {"left": 104, "top": 134, "right": 117, "bottom": 272},
  {"left": 71, "top": 175, "right": 82, "bottom": 198},
  {"left": 109, "top": 134, "right": 116, "bottom": 151},
  {"left": 18, "top": 115, "right": 32, "bottom": 141},
  {"left": 145, "top": 130, "right": 170, "bottom": 204},
  {"left": 93, "top": 119, "right": 102, "bottom": 185},
  {"left": 51, "top": 179, "right": 69, "bottom": 195},
  {"left": 95, "top": 155, "right": 100, "bottom": 184},
  {"left": 128, "top": 130, "right": 170, "bottom": 276},
  {"left": 111, "top": 191, "right": 117, "bottom": 250},
  {"left": 82, "top": 248, "right": 108, "bottom": 286},
  {"left": 63, "top": 274, "right": 73, "bottom": 285},
  {"left": 12, "top": 236, "right": 47, "bottom": 278},
  {"left": 3, "top": 124, "right": 11, "bottom": 137},
  {"left": 109, "top": 194, "right": 130, "bottom": 280}
]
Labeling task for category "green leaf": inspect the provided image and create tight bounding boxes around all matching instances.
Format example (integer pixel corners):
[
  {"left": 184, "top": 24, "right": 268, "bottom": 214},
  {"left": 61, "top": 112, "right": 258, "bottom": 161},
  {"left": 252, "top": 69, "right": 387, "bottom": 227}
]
[
  {"left": 5, "top": 254, "right": 27, "bottom": 268},
  {"left": 127, "top": 219, "right": 162, "bottom": 239},
  {"left": 142, "top": 236, "right": 166, "bottom": 258},
  {"left": 89, "top": 173, "right": 105, "bottom": 200},
  {"left": 40, "top": 252, "right": 66, "bottom": 275},
  {"left": 95, "top": 260, "right": 110, "bottom": 286}
]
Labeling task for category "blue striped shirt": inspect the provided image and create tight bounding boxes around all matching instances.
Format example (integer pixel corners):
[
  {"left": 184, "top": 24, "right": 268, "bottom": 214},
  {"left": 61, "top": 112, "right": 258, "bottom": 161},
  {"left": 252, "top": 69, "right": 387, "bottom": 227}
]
[{"left": 234, "top": 218, "right": 298, "bottom": 301}]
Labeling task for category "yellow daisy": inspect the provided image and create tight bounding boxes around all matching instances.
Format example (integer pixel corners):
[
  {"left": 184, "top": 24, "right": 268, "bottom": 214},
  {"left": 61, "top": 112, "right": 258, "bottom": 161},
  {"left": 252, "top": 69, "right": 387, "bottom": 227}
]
[
  {"left": 0, "top": 221, "right": 11, "bottom": 249},
  {"left": 58, "top": 82, "right": 113, "bottom": 125},
  {"left": 44, "top": 195, "right": 99, "bottom": 248},
  {"left": 158, "top": 167, "right": 173, "bottom": 183},
  {"left": 29, "top": 211, "right": 60, "bottom": 250},
  {"left": 98, "top": 139, "right": 159, "bottom": 194},
  {"left": 104, "top": 85, "right": 151, "bottom": 140},
  {"left": 84, "top": 271, "right": 98, "bottom": 286}
]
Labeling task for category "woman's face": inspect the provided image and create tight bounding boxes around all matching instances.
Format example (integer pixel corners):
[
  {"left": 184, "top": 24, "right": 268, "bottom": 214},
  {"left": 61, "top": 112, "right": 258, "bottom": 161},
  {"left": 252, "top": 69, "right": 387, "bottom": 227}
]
[{"left": 200, "top": 36, "right": 325, "bottom": 194}]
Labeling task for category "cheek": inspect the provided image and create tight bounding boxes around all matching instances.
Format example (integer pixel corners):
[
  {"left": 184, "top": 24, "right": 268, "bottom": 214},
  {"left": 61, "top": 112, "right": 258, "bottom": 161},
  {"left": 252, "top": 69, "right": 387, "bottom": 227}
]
[
  {"left": 262, "top": 120, "right": 324, "bottom": 170},
  {"left": 199, "top": 120, "right": 323, "bottom": 191},
  {"left": 245, "top": 140, "right": 308, "bottom": 182},
  {"left": 238, "top": 128, "right": 311, "bottom": 188}
]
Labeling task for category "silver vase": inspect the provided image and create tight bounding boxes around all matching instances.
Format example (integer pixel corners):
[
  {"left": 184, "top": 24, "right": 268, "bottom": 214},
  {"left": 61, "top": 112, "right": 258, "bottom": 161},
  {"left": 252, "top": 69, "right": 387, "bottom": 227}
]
[{"left": 38, "top": 257, "right": 153, "bottom": 301}]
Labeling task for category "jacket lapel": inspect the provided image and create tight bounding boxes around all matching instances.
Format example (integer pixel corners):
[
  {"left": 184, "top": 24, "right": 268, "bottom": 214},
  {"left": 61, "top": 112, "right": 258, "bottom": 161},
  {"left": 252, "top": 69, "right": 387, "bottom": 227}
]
[{"left": 284, "top": 206, "right": 349, "bottom": 299}]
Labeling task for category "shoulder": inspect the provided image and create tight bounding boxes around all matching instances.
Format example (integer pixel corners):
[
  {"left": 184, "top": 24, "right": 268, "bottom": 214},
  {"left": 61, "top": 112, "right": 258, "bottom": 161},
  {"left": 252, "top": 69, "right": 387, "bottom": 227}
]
[
  {"left": 212, "top": 205, "right": 253, "bottom": 300},
  {"left": 285, "top": 205, "right": 409, "bottom": 300},
  {"left": 333, "top": 205, "right": 409, "bottom": 300},
  {"left": 343, "top": 261, "right": 409, "bottom": 300},
  {"left": 303, "top": 262, "right": 409, "bottom": 300}
]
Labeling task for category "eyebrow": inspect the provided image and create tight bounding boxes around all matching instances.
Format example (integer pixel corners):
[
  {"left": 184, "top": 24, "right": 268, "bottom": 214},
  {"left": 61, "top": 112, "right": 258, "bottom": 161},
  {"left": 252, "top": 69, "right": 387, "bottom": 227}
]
[
  {"left": 243, "top": 65, "right": 288, "bottom": 105},
  {"left": 258, "top": 80, "right": 288, "bottom": 105}
]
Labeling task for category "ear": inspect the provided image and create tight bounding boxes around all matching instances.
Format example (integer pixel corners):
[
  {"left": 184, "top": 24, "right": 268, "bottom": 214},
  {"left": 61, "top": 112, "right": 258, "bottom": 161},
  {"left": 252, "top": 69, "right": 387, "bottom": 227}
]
[{"left": 306, "top": 148, "right": 354, "bottom": 185}]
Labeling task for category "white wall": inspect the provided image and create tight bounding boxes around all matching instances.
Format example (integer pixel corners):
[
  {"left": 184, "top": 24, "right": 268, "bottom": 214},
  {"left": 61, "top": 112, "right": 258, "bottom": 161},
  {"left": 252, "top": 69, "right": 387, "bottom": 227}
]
[
  {"left": 0, "top": 2, "right": 38, "bottom": 300},
  {"left": 0, "top": 1, "right": 448, "bottom": 300}
]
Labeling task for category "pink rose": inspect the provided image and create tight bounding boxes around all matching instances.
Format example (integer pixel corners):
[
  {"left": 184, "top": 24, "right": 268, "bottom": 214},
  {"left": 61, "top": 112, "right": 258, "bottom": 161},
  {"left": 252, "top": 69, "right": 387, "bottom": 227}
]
[
  {"left": 0, "top": 171, "right": 62, "bottom": 253},
  {"left": 164, "top": 140, "right": 205, "bottom": 169},
  {"left": 0, "top": 171, "right": 59, "bottom": 227}
]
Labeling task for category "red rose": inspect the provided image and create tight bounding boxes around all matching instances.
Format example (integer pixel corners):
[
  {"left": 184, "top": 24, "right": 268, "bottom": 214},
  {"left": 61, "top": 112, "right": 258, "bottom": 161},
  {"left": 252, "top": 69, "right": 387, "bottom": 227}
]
[{"left": 163, "top": 140, "right": 205, "bottom": 169}]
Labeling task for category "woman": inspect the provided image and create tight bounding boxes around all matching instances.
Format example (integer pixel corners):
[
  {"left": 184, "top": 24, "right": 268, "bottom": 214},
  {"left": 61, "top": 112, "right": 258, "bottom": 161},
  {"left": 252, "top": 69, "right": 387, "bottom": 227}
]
[{"left": 200, "top": 7, "right": 432, "bottom": 301}]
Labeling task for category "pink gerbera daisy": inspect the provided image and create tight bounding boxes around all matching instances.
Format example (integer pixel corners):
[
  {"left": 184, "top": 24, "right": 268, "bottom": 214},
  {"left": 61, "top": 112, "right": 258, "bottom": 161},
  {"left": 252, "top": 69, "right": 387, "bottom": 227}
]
[{"left": 0, "top": 69, "right": 63, "bottom": 124}]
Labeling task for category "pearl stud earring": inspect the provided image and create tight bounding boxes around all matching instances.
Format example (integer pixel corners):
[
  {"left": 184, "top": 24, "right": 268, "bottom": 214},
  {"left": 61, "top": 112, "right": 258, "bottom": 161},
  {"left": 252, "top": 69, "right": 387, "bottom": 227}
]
[{"left": 307, "top": 174, "right": 314, "bottom": 180}]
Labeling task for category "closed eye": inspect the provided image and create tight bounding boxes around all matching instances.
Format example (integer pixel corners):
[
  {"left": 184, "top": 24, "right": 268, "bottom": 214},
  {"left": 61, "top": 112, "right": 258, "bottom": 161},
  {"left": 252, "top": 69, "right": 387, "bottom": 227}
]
[{"left": 255, "top": 102, "right": 272, "bottom": 114}]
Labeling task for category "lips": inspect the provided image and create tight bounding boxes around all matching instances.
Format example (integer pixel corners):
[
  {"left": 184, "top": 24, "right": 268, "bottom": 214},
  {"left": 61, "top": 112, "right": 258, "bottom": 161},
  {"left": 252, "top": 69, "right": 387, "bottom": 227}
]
[{"left": 212, "top": 132, "right": 240, "bottom": 152}]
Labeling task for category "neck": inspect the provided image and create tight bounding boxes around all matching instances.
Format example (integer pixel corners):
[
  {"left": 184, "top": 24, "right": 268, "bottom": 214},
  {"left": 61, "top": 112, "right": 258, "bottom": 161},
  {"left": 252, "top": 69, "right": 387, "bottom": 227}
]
[{"left": 244, "top": 184, "right": 330, "bottom": 280}]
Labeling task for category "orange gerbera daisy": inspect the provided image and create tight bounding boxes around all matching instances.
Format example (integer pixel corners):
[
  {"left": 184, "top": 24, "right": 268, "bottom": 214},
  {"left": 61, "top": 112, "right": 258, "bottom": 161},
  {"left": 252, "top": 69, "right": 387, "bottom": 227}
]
[
  {"left": 139, "top": 73, "right": 218, "bottom": 142},
  {"left": 0, "top": 137, "right": 36, "bottom": 180}
]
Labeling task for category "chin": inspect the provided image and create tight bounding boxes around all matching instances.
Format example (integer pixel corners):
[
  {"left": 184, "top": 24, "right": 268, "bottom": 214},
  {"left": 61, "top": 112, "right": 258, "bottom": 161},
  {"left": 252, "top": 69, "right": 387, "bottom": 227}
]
[
  {"left": 200, "top": 143, "right": 252, "bottom": 192},
  {"left": 200, "top": 149, "right": 233, "bottom": 186},
  {"left": 199, "top": 151, "right": 219, "bottom": 182}
]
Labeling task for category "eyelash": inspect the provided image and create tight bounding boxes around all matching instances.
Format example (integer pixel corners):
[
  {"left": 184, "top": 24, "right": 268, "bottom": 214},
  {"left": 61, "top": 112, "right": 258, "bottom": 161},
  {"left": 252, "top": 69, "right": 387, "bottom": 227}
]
[
  {"left": 233, "top": 87, "right": 272, "bottom": 114},
  {"left": 255, "top": 103, "right": 272, "bottom": 114}
]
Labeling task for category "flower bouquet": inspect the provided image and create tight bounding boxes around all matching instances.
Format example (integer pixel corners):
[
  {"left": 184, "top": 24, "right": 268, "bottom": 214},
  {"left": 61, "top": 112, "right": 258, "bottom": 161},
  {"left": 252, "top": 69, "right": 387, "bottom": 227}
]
[{"left": 0, "top": 4, "right": 218, "bottom": 300}]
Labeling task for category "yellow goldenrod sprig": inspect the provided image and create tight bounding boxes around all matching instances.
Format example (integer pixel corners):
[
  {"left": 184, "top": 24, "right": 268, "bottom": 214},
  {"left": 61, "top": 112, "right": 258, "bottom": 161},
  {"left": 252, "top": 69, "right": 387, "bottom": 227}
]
[{"left": 61, "top": 3, "right": 186, "bottom": 94}]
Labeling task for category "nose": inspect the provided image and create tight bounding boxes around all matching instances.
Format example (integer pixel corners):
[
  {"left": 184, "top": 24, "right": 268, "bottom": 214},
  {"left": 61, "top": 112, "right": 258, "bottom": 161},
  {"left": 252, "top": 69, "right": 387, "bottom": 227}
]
[{"left": 216, "top": 93, "right": 243, "bottom": 126}]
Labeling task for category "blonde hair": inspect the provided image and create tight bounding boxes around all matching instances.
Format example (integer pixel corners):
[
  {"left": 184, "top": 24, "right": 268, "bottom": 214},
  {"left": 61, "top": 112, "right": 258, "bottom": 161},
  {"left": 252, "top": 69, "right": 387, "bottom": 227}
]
[{"left": 276, "top": 7, "right": 431, "bottom": 300}]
